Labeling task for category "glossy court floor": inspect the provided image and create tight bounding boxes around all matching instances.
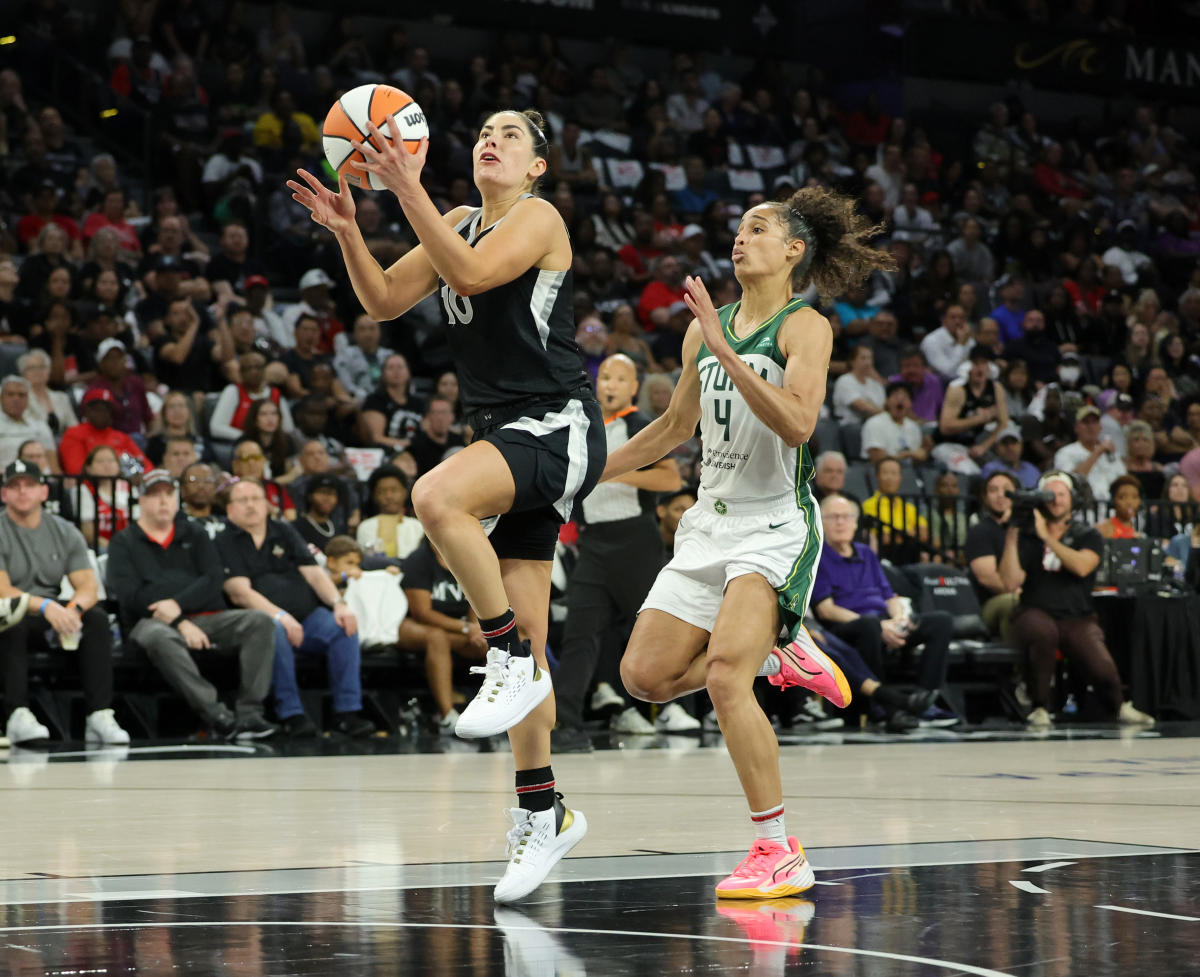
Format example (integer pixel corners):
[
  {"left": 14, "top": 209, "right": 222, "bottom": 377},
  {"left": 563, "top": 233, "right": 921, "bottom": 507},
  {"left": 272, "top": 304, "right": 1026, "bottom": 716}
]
[{"left": 2, "top": 723, "right": 1199, "bottom": 976}]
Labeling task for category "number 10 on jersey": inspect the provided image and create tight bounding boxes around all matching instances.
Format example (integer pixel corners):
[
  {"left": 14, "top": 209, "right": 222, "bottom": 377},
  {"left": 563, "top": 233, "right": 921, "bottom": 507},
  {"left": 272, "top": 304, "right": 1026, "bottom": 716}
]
[{"left": 441, "top": 283, "right": 474, "bottom": 325}]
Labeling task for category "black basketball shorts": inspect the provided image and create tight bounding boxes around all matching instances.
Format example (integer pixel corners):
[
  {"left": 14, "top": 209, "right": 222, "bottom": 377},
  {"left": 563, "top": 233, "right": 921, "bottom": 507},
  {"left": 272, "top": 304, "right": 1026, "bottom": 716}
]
[{"left": 474, "top": 395, "right": 606, "bottom": 561}]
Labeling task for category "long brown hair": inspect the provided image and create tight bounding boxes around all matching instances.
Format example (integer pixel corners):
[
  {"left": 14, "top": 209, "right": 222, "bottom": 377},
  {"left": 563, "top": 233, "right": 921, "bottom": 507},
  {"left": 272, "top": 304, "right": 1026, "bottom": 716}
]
[{"left": 771, "top": 186, "right": 896, "bottom": 302}]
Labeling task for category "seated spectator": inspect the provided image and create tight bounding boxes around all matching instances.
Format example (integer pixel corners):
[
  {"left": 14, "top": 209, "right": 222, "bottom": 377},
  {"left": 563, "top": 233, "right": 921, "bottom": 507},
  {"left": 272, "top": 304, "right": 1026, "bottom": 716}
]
[
  {"left": 889, "top": 347, "right": 944, "bottom": 423},
  {"left": 1004, "top": 309, "right": 1060, "bottom": 386},
  {"left": 88, "top": 339, "right": 152, "bottom": 442},
  {"left": 832, "top": 345, "right": 885, "bottom": 424},
  {"left": 1054, "top": 405, "right": 1126, "bottom": 502},
  {"left": 1101, "top": 391, "right": 1136, "bottom": 457},
  {"left": 78, "top": 445, "right": 134, "bottom": 553},
  {"left": 294, "top": 473, "right": 354, "bottom": 551},
  {"left": 861, "top": 456, "right": 930, "bottom": 564},
  {"left": 864, "top": 308, "right": 903, "bottom": 379},
  {"left": 965, "top": 471, "right": 1021, "bottom": 641},
  {"left": 243, "top": 275, "right": 289, "bottom": 350},
  {"left": 244, "top": 398, "right": 298, "bottom": 482},
  {"left": 210, "top": 352, "right": 293, "bottom": 443},
  {"left": 302, "top": 365, "right": 360, "bottom": 446},
  {"left": 1122, "top": 420, "right": 1165, "bottom": 499},
  {"left": 399, "top": 537, "right": 490, "bottom": 733},
  {"left": 289, "top": 440, "right": 359, "bottom": 526},
  {"left": 947, "top": 217, "right": 995, "bottom": 285},
  {"left": 863, "top": 382, "right": 931, "bottom": 465},
  {"left": 980, "top": 426, "right": 1040, "bottom": 488},
  {"left": 656, "top": 486, "right": 697, "bottom": 553},
  {"left": 999, "top": 471, "right": 1153, "bottom": 728},
  {"left": 806, "top": 617, "right": 936, "bottom": 732},
  {"left": 988, "top": 275, "right": 1026, "bottom": 345},
  {"left": 17, "top": 179, "right": 82, "bottom": 255},
  {"left": 636, "top": 255, "right": 686, "bottom": 330},
  {"left": 812, "top": 494, "right": 955, "bottom": 719},
  {"left": 334, "top": 315, "right": 394, "bottom": 403},
  {"left": 82, "top": 187, "right": 141, "bottom": 254},
  {"left": 157, "top": 435, "right": 199, "bottom": 480},
  {"left": 252, "top": 89, "right": 320, "bottom": 159},
  {"left": 0, "top": 459, "right": 129, "bottom": 746},
  {"left": 283, "top": 314, "right": 341, "bottom": 400},
  {"left": 812, "top": 450, "right": 859, "bottom": 505},
  {"left": 218, "top": 477, "right": 374, "bottom": 738},
  {"left": 231, "top": 437, "right": 296, "bottom": 520},
  {"left": 357, "top": 465, "right": 424, "bottom": 560},
  {"left": 180, "top": 461, "right": 226, "bottom": 539},
  {"left": 409, "top": 396, "right": 459, "bottom": 475},
  {"left": 152, "top": 295, "right": 231, "bottom": 395},
  {"left": 833, "top": 282, "right": 878, "bottom": 341},
  {"left": 921, "top": 304, "right": 974, "bottom": 383},
  {"left": 145, "top": 390, "right": 213, "bottom": 468},
  {"left": 930, "top": 471, "right": 969, "bottom": 556},
  {"left": 58, "top": 388, "right": 150, "bottom": 475},
  {"left": 207, "top": 221, "right": 265, "bottom": 299},
  {"left": 1096, "top": 475, "right": 1145, "bottom": 539},
  {"left": 281, "top": 268, "right": 344, "bottom": 356},
  {"left": 362, "top": 354, "right": 425, "bottom": 453},
  {"left": 17, "top": 439, "right": 73, "bottom": 520},
  {"left": 0, "top": 376, "right": 57, "bottom": 470},
  {"left": 106, "top": 469, "right": 277, "bottom": 740},
  {"left": 938, "top": 347, "right": 1009, "bottom": 461}
]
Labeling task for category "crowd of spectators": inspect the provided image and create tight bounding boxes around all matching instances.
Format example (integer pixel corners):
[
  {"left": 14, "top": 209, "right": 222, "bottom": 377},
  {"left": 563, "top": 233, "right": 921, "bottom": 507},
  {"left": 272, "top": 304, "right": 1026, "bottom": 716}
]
[{"left": 1, "top": 1, "right": 1199, "bottom": 740}]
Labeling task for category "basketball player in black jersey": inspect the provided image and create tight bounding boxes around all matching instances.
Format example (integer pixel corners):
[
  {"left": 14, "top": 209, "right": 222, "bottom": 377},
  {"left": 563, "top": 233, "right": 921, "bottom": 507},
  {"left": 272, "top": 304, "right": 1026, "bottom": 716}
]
[{"left": 288, "top": 108, "right": 605, "bottom": 903}]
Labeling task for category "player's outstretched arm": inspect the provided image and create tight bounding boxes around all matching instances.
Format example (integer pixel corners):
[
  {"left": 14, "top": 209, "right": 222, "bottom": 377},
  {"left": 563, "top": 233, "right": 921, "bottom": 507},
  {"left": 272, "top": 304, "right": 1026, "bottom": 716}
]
[
  {"left": 684, "top": 275, "right": 830, "bottom": 449},
  {"left": 601, "top": 324, "right": 703, "bottom": 483},
  {"left": 352, "top": 121, "right": 561, "bottom": 296}
]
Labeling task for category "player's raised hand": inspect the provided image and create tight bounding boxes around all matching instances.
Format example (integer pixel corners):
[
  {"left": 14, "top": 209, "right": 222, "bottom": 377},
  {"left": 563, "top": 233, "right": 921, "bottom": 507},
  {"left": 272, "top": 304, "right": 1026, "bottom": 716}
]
[
  {"left": 287, "top": 169, "right": 356, "bottom": 235},
  {"left": 353, "top": 116, "right": 428, "bottom": 202},
  {"left": 683, "top": 275, "right": 729, "bottom": 358}
]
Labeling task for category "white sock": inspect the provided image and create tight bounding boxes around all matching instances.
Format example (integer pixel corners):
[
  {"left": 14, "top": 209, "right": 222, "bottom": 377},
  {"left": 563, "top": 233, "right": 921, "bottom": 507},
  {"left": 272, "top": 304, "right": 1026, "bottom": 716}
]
[
  {"left": 750, "top": 804, "right": 787, "bottom": 845},
  {"left": 756, "top": 650, "right": 781, "bottom": 678}
]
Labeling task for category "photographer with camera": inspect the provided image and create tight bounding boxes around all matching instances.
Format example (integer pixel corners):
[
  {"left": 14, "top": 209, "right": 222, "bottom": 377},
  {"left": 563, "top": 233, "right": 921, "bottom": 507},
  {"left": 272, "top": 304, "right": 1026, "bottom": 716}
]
[{"left": 999, "top": 471, "right": 1154, "bottom": 729}]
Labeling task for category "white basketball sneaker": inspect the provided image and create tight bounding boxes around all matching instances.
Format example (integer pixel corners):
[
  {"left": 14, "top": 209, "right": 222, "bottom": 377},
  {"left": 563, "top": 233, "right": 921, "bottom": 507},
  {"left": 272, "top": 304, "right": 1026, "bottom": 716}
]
[
  {"left": 493, "top": 800, "right": 588, "bottom": 904},
  {"left": 655, "top": 702, "right": 702, "bottom": 732},
  {"left": 455, "top": 647, "right": 552, "bottom": 739},
  {"left": 85, "top": 708, "right": 131, "bottom": 745},
  {"left": 6, "top": 706, "right": 50, "bottom": 745}
]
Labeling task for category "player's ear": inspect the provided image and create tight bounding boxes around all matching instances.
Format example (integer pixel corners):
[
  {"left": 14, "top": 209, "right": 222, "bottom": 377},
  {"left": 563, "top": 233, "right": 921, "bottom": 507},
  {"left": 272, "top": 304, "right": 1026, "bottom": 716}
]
[{"left": 529, "top": 156, "right": 548, "bottom": 181}]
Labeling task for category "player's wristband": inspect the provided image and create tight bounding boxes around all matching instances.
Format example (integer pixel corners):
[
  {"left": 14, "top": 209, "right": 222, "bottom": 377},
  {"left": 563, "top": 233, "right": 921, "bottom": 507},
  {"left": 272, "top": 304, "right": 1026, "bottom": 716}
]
[{"left": 39, "top": 598, "right": 51, "bottom": 615}]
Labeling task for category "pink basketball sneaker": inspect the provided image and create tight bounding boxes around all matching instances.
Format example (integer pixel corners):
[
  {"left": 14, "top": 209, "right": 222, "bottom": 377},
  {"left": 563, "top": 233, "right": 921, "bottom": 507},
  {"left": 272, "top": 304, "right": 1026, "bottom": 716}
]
[
  {"left": 714, "top": 836, "right": 815, "bottom": 899},
  {"left": 768, "top": 627, "right": 852, "bottom": 709}
]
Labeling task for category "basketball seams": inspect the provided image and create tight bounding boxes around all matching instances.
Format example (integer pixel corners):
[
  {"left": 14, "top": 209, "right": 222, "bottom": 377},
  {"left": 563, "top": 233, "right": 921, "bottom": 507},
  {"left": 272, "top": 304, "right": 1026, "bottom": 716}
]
[{"left": 322, "top": 84, "right": 423, "bottom": 190}]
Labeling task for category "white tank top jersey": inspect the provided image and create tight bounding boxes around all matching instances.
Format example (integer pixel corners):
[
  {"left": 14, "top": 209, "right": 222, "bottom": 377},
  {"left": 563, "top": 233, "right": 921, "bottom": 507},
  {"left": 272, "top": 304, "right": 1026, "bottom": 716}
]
[{"left": 696, "top": 297, "right": 816, "bottom": 507}]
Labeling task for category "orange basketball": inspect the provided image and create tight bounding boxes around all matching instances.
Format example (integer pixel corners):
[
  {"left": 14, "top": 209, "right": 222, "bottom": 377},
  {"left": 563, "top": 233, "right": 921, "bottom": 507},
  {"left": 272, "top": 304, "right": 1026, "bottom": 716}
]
[{"left": 322, "top": 84, "right": 428, "bottom": 190}]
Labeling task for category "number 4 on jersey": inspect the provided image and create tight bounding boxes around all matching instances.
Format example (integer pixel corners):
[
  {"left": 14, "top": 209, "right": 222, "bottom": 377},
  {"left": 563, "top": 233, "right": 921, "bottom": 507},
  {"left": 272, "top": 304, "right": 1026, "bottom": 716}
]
[{"left": 714, "top": 398, "right": 731, "bottom": 441}]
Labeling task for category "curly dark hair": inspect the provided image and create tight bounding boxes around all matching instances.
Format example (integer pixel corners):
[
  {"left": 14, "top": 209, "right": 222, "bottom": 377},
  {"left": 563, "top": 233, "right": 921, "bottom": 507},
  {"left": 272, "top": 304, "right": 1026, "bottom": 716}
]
[{"left": 770, "top": 186, "right": 897, "bottom": 302}]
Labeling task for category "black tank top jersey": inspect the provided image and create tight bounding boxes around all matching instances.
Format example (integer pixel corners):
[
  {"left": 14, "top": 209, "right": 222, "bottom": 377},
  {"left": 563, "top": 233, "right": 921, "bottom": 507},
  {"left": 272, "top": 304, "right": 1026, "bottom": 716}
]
[
  {"left": 947, "top": 377, "right": 999, "bottom": 445},
  {"left": 438, "top": 201, "right": 591, "bottom": 414}
]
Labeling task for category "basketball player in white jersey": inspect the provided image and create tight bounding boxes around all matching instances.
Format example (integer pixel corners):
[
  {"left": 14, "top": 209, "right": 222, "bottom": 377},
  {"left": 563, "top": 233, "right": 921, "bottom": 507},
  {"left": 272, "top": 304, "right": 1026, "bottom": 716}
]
[
  {"left": 602, "top": 187, "right": 894, "bottom": 899},
  {"left": 288, "top": 109, "right": 605, "bottom": 903}
]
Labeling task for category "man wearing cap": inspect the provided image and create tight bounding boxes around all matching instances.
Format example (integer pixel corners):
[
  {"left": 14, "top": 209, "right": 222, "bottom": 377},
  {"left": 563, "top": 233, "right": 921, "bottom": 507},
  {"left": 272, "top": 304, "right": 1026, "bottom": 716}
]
[
  {"left": 0, "top": 376, "right": 57, "bottom": 469},
  {"left": 0, "top": 459, "right": 130, "bottom": 746},
  {"left": 939, "top": 346, "right": 1009, "bottom": 459},
  {"left": 58, "top": 387, "right": 150, "bottom": 476},
  {"left": 921, "top": 304, "right": 975, "bottom": 382},
  {"left": 87, "top": 338, "right": 152, "bottom": 440},
  {"left": 16, "top": 179, "right": 82, "bottom": 251},
  {"left": 981, "top": 427, "right": 1040, "bottom": 489},
  {"left": 243, "top": 274, "right": 290, "bottom": 350},
  {"left": 1102, "top": 220, "right": 1153, "bottom": 287},
  {"left": 217, "top": 478, "right": 374, "bottom": 738},
  {"left": 281, "top": 268, "right": 344, "bottom": 356},
  {"left": 1053, "top": 405, "right": 1126, "bottom": 502},
  {"left": 677, "top": 222, "right": 730, "bottom": 281},
  {"left": 1101, "top": 391, "right": 1136, "bottom": 458},
  {"left": 106, "top": 470, "right": 278, "bottom": 740}
]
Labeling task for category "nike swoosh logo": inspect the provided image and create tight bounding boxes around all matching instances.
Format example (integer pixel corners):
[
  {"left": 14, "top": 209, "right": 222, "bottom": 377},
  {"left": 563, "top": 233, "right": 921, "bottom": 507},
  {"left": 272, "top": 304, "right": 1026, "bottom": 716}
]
[{"left": 768, "top": 521, "right": 788, "bottom": 530}]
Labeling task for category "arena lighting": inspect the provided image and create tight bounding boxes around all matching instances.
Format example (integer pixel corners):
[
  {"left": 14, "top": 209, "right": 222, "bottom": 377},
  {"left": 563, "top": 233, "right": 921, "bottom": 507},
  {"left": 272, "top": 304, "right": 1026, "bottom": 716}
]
[
  {"left": 0, "top": 35, "right": 16, "bottom": 45},
  {"left": 100, "top": 108, "right": 118, "bottom": 119}
]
